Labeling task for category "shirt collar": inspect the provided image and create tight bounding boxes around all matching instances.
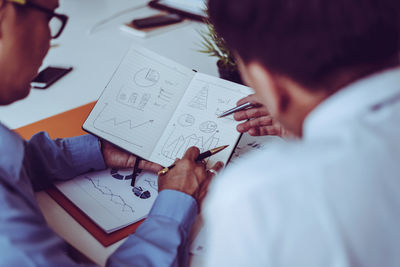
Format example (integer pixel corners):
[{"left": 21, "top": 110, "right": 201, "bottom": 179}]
[{"left": 303, "top": 67, "right": 400, "bottom": 139}]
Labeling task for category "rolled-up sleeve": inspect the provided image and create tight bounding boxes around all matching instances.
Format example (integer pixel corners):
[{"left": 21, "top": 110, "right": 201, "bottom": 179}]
[
  {"left": 23, "top": 132, "right": 106, "bottom": 190},
  {"left": 107, "top": 189, "right": 198, "bottom": 267}
]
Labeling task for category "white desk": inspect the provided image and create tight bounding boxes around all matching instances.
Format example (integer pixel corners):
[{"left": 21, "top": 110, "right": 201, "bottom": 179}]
[
  {"left": 0, "top": 0, "right": 218, "bottom": 129},
  {"left": 0, "top": 0, "right": 218, "bottom": 265}
]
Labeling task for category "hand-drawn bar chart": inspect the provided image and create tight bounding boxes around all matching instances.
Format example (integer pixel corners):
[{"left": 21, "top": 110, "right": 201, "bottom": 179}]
[{"left": 161, "top": 124, "right": 220, "bottom": 160}]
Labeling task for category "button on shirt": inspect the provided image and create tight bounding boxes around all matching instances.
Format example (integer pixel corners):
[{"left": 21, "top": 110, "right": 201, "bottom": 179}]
[
  {"left": 203, "top": 68, "right": 400, "bottom": 267},
  {"left": 0, "top": 127, "right": 197, "bottom": 266}
]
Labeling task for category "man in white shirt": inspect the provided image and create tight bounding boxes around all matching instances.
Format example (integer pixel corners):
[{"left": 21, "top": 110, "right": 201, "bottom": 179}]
[{"left": 161, "top": 0, "right": 400, "bottom": 265}]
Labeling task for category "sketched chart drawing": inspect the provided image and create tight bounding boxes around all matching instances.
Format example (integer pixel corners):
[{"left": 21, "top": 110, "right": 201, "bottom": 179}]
[
  {"left": 93, "top": 103, "right": 154, "bottom": 148},
  {"left": 154, "top": 88, "right": 174, "bottom": 108},
  {"left": 83, "top": 176, "right": 136, "bottom": 215},
  {"left": 199, "top": 121, "right": 217, "bottom": 133},
  {"left": 117, "top": 87, "right": 151, "bottom": 111},
  {"left": 144, "top": 177, "right": 158, "bottom": 191},
  {"left": 134, "top": 68, "right": 160, "bottom": 87},
  {"left": 103, "top": 117, "right": 154, "bottom": 130},
  {"left": 158, "top": 88, "right": 173, "bottom": 102},
  {"left": 188, "top": 84, "right": 209, "bottom": 110},
  {"left": 110, "top": 168, "right": 134, "bottom": 180},
  {"left": 132, "top": 186, "right": 151, "bottom": 199},
  {"left": 161, "top": 124, "right": 220, "bottom": 160},
  {"left": 178, "top": 114, "right": 195, "bottom": 127}
]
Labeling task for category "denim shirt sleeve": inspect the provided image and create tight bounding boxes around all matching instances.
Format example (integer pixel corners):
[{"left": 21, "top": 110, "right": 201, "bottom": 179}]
[
  {"left": 107, "top": 189, "right": 198, "bottom": 267},
  {"left": 23, "top": 132, "right": 106, "bottom": 190}
]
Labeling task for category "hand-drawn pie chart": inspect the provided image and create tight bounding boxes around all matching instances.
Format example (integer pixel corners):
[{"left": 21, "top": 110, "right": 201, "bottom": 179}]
[
  {"left": 178, "top": 114, "right": 195, "bottom": 127},
  {"left": 199, "top": 121, "right": 218, "bottom": 133},
  {"left": 110, "top": 168, "right": 134, "bottom": 180},
  {"left": 134, "top": 68, "right": 160, "bottom": 87}
]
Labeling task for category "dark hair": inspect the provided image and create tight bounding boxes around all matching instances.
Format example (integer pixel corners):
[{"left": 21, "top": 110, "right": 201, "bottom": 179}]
[{"left": 208, "top": 0, "right": 400, "bottom": 90}]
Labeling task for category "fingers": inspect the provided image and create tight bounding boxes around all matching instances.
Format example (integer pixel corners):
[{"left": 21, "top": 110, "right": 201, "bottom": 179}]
[
  {"left": 236, "top": 94, "right": 259, "bottom": 106},
  {"left": 197, "top": 175, "right": 213, "bottom": 209},
  {"left": 196, "top": 161, "right": 224, "bottom": 212},
  {"left": 248, "top": 125, "right": 281, "bottom": 136},
  {"left": 126, "top": 154, "right": 136, "bottom": 167},
  {"left": 233, "top": 105, "right": 270, "bottom": 121},
  {"left": 182, "top": 146, "right": 200, "bottom": 161},
  {"left": 207, "top": 161, "right": 224, "bottom": 177},
  {"left": 139, "top": 160, "right": 163, "bottom": 173},
  {"left": 210, "top": 161, "right": 224, "bottom": 173},
  {"left": 236, "top": 115, "right": 273, "bottom": 133}
]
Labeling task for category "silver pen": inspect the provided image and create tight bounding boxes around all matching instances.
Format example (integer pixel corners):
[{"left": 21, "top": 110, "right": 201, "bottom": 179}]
[{"left": 217, "top": 102, "right": 257, "bottom": 118}]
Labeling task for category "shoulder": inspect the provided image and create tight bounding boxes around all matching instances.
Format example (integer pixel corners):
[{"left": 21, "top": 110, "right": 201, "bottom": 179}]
[
  {"left": 210, "top": 138, "right": 329, "bottom": 196},
  {"left": 0, "top": 124, "right": 24, "bottom": 179},
  {"left": 203, "top": 135, "right": 400, "bottom": 266},
  {"left": 205, "top": 131, "right": 397, "bottom": 221}
]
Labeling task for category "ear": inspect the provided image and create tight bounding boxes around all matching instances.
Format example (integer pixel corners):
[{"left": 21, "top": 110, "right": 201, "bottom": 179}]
[{"left": 245, "top": 61, "right": 290, "bottom": 118}]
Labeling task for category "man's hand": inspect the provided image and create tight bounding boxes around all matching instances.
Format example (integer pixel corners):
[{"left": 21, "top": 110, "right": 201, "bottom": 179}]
[
  {"left": 158, "top": 147, "right": 224, "bottom": 208},
  {"left": 234, "top": 94, "right": 291, "bottom": 137},
  {"left": 101, "top": 141, "right": 162, "bottom": 173}
]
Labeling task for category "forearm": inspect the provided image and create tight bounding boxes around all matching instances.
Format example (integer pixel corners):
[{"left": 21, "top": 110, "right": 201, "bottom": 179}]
[
  {"left": 107, "top": 190, "right": 198, "bottom": 267},
  {"left": 23, "top": 132, "right": 106, "bottom": 190}
]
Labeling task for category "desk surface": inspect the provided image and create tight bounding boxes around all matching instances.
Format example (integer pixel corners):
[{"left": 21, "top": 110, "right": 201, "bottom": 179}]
[{"left": 0, "top": 0, "right": 217, "bottom": 129}]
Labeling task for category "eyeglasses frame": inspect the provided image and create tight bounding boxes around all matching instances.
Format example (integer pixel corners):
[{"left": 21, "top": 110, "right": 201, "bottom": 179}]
[{"left": 6, "top": 0, "right": 68, "bottom": 39}]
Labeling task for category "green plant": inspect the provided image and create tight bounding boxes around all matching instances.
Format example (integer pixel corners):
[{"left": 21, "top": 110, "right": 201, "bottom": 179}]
[{"left": 198, "top": 19, "right": 236, "bottom": 68}]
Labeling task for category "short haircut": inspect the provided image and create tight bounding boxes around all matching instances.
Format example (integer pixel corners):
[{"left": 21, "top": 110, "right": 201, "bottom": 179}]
[{"left": 208, "top": 0, "right": 400, "bottom": 90}]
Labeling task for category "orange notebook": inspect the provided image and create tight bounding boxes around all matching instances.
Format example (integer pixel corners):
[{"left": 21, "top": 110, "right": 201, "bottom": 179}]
[{"left": 15, "top": 102, "right": 144, "bottom": 246}]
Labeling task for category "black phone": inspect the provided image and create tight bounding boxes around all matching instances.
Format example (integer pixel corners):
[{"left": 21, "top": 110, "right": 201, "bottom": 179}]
[
  {"left": 132, "top": 13, "right": 183, "bottom": 29},
  {"left": 31, "top": 66, "right": 73, "bottom": 89}
]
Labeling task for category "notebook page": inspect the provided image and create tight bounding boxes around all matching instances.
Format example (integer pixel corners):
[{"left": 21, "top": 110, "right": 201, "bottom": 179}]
[
  {"left": 84, "top": 46, "right": 194, "bottom": 160},
  {"left": 56, "top": 168, "right": 158, "bottom": 233},
  {"left": 150, "top": 72, "right": 253, "bottom": 167}
]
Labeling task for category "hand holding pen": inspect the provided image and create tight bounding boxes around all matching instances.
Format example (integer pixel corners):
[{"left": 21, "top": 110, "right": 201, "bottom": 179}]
[
  {"left": 219, "top": 94, "right": 288, "bottom": 137},
  {"left": 158, "top": 147, "right": 224, "bottom": 209},
  {"left": 158, "top": 145, "right": 228, "bottom": 175}
]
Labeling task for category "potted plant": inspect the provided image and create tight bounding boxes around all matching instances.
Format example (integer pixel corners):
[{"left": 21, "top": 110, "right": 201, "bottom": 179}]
[{"left": 198, "top": 18, "right": 243, "bottom": 84}]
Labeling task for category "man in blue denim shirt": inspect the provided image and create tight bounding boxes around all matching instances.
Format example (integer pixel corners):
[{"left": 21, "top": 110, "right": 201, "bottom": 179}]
[{"left": 0, "top": 0, "right": 222, "bottom": 266}]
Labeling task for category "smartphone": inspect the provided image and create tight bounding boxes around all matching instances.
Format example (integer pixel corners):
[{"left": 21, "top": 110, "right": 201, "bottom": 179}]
[
  {"left": 31, "top": 66, "right": 73, "bottom": 89},
  {"left": 132, "top": 13, "right": 183, "bottom": 29}
]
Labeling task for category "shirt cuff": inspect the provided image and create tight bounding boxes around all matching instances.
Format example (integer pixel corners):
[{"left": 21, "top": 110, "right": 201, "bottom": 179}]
[
  {"left": 61, "top": 134, "right": 106, "bottom": 174},
  {"left": 149, "top": 189, "right": 198, "bottom": 231}
]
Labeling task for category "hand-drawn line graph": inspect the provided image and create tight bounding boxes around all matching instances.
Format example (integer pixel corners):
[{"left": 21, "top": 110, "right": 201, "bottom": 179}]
[
  {"left": 103, "top": 117, "right": 154, "bottom": 130},
  {"left": 93, "top": 103, "right": 144, "bottom": 148},
  {"left": 178, "top": 114, "right": 195, "bottom": 127},
  {"left": 84, "top": 176, "right": 135, "bottom": 215},
  {"left": 134, "top": 68, "right": 160, "bottom": 87},
  {"left": 144, "top": 177, "right": 158, "bottom": 191},
  {"left": 188, "top": 84, "right": 209, "bottom": 110},
  {"left": 117, "top": 87, "right": 151, "bottom": 111},
  {"left": 161, "top": 124, "right": 219, "bottom": 160},
  {"left": 199, "top": 121, "right": 217, "bottom": 133}
]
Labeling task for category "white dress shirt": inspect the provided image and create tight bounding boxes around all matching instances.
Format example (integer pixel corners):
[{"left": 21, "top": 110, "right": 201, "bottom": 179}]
[{"left": 203, "top": 67, "right": 400, "bottom": 267}]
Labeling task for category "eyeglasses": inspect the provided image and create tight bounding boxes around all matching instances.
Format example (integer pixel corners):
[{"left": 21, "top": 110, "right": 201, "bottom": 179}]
[{"left": 7, "top": 0, "right": 68, "bottom": 39}]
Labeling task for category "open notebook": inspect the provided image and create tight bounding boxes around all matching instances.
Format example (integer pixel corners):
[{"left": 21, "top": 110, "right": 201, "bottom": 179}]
[
  {"left": 55, "top": 168, "right": 158, "bottom": 233},
  {"left": 83, "top": 45, "right": 253, "bottom": 168}
]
